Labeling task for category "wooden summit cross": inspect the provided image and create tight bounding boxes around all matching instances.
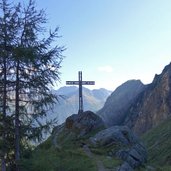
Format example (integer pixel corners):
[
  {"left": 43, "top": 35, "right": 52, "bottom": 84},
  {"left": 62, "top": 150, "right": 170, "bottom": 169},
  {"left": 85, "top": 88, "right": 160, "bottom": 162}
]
[{"left": 66, "top": 71, "right": 95, "bottom": 114}]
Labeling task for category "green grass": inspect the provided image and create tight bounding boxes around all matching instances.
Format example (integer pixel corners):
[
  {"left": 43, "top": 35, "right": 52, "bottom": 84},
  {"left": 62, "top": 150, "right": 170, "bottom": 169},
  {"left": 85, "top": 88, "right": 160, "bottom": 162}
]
[
  {"left": 21, "top": 118, "right": 171, "bottom": 171},
  {"left": 140, "top": 118, "right": 171, "bottom": 170},
  {"left": 21, "top": 125, "right": 123, "bottom": 171},
  {"left": 21, "top": 141, "right": 97, "bottom": 171},
  {"left": 21, "top": 130, "right": 98, "bottom": 171},
  {"left": 89, "top": 141, "right": 123, "bottom": 169},
  {"left": 96, "top": 155, "right": 122, "bottom": 169}
]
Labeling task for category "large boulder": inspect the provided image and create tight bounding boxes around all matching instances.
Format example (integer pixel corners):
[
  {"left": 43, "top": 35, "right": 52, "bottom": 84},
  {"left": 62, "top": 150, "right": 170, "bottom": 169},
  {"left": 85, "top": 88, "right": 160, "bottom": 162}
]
[
  {"left": 89, "top": 126, "right": 147, "bottom": 170},
  {"left": 65, "top": 111, "right": 105, "bottom": 137},
  {"left": 51, "top": 111, "right": 105, "bottom": 148},
  {"left": 89, "top": 126, "right": 139, "bottom": 146}
]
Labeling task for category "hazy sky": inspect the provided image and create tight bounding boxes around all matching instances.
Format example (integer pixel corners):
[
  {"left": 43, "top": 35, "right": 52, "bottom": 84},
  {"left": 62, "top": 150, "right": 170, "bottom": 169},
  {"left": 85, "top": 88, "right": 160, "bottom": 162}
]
[{"left": 35, "top": 0, "right": 171, "bottom": 90}]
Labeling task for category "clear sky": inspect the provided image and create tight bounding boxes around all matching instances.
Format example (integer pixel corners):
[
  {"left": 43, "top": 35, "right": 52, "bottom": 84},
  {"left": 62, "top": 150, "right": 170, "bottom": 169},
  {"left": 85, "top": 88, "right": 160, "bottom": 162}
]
[{"left": 35, "top": 0, "right": 171, "bottom": 90}]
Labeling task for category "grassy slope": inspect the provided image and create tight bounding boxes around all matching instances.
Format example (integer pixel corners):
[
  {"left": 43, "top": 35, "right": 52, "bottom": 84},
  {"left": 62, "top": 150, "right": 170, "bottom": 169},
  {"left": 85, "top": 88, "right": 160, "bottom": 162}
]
[
  {"left": 21, "top": 118, "right": 171, "bottom": 171},
  {"left": 21, "top": 137, "right": 97, "bottom": 171},
  {"left": 21, "top": 127, "right": 122, "bottom": 171},
  {"left": 140, "top": 118, "right": 171, "bottom": 170}
]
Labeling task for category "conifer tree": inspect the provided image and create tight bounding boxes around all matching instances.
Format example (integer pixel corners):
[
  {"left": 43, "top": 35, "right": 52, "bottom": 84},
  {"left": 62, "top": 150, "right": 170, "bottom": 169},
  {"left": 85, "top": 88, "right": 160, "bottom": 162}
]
[
  {"left": 0, "top": 1, "right": 20, "bottom": 170},
  {"left": 0, "top": 0, "right": 64, "bottom": 170}
]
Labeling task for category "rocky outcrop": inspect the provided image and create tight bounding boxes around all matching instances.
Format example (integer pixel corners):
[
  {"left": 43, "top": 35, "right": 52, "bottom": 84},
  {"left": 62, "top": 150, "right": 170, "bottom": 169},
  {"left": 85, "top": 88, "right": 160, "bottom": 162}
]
[
  {"left": 52, "top": 111, "right": 147, "bottom": 170},
  {"left": 52, "top": 111, "right": 105, "bottom": 146},
  {"left": 97, "top": 80, "right": 145, "bottom": 127},
  {"left": 90, "top": 126, "right": 147, "bottom": 170},
  {"left": 90, "top": 126, "right": 139, "bottom": 146},
  {"left": 65, "top": 111, "right": 105, "bottom": 137},
  {"left": 124, "top": 63, "right": 171, "bottom": 135}
]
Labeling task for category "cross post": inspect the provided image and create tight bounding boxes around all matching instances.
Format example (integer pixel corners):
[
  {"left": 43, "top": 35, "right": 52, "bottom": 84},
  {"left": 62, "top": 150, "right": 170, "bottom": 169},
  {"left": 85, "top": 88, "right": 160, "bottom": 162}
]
[
  {"left": 66, "top": 71, "right": 95, "bottom": 114},
  {"left": 78, "top": 71, "right": 83, "bottom": 114}
]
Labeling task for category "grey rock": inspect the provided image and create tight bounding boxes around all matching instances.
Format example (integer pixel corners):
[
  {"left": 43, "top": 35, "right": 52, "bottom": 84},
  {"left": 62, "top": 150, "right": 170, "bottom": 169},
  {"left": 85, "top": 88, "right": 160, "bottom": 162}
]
[
  {"left": 126, "top": 153, "right": 141, "bottom": 168},
  {"left": 116, "top": 150, "right": 129, "bottom": 161},
  {"left": 133, "top": 143, "right": 147, "bottom": 159},
  {"left": 116, "top": 143, "right": 147, "bottom": 169},
  {"left": 89, "top": 126, "right": 139, "bottom": 146},
  {"left": 131, "top": 144, "right": 147, "bottom": 163},
  {"left": 90, "top": 125, "right": 147, "bottom": 170},
  {"left": 51, "top": 111, "right": 105, "bottom": 148},
  {"left": 65, "top": 111, "right": 105, "bottom": 137},
  {"left": 116, "top": 162, "right": 134, "bottom": 171}
]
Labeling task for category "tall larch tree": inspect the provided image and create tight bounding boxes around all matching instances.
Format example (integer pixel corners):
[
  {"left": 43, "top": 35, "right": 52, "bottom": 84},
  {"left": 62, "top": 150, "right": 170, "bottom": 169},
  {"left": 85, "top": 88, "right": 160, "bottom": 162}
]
[
  {"left": 0, "top": 0, "right": 20, "bottom": 170},
  {"left": 0, "top": 0, "right": 65, "bottom": 170}
]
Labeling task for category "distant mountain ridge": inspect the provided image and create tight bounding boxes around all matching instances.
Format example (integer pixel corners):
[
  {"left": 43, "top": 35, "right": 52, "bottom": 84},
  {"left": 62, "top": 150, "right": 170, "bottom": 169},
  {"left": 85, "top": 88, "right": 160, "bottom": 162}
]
[
  {"left": 50, "top": 86, "right": 111, "bottom": 124},
  {"left": 97, "top": 80, "right": 145, "bottom": 126}
]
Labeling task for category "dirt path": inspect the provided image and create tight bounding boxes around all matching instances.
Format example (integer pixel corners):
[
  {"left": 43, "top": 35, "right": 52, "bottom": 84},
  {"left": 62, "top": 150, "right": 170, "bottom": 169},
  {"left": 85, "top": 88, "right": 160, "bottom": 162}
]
[{"left": 82, "top": 145, "right": 108, "bottom": 171}]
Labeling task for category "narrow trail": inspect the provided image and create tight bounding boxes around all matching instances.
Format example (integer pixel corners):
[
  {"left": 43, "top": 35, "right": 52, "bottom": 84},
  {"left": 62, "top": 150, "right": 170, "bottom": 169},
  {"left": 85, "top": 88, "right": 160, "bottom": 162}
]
[{"left": 83, "top": 145, "right": 111, "bottom": 171}]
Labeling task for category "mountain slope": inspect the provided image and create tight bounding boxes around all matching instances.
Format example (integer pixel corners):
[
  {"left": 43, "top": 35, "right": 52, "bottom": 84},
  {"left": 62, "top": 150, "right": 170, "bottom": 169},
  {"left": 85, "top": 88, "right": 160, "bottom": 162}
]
[
  {"left": 21, "top": 111, "right": 146, "bottom": 171},
  {"left": 97, "top": 80, "right": 145, "bottom": 126},
  {"left": 50, "top": 86, "right": 111, "bottom": 124},
  {"left": 124, "top": 63, "right": 171, "bottom": 135},
  {"left": 141, "top": 117, "right": 171, "bottom": 170}
]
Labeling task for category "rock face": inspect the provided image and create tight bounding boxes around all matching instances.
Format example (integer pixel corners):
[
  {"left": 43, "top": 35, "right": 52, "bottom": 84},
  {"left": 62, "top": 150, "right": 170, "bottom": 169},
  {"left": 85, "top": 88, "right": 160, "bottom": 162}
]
[
  {"left": 65, "top": 111, "right": 105, "bottom": 137},
  {"left": 97, "top": 80, "right": 145, "bottom": 127},
  {"left": 90, "top": 126, "right": 147, "bottom": 170},
  {"left": 124, "top": 63, "right": 171, "bottom": 135},
  {"left": 52, "top": 111, "right": 105, "bottom": 147}
]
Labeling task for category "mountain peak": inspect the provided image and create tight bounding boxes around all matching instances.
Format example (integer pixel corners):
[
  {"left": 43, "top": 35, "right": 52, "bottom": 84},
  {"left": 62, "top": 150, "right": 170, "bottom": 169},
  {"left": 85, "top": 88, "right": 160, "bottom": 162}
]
[
  {"left": 152, "top": 62, "right": 171, "bottom": 85},
  {"left": 162, "top": 62, "right": 171, "bottom": 73},
  {"left": 125, "top": 62, "right": 171, "bottom": 134},
  {"left": 97, "top": 79, "right": 145, "bottom": 126}
]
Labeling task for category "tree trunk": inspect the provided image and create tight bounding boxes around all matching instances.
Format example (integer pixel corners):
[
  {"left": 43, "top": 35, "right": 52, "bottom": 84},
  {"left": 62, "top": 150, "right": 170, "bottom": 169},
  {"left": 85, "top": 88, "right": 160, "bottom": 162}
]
[
  {"left": 15, "top": 59, "right": 20, "bottom": 171},
  {"left": 1, "top": 51, "right": 7, "bottom": 171}
]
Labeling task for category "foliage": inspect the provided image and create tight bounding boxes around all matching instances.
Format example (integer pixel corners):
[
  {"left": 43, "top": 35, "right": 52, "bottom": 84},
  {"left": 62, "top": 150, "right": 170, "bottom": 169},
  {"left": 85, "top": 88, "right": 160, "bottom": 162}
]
[
  {"left": 0, "top": 0, "right": 64, "bottom": 169},
  {"left": 0, "top": 115, "right": 15, "bottom": 168}
]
